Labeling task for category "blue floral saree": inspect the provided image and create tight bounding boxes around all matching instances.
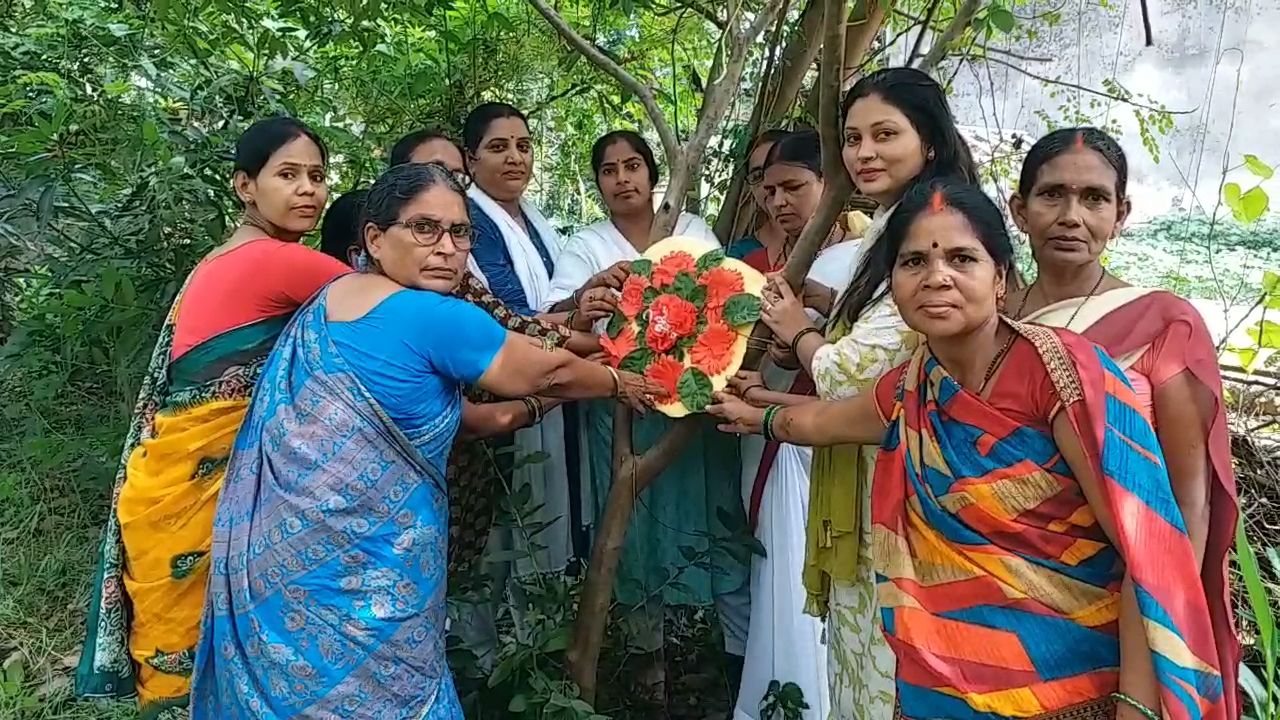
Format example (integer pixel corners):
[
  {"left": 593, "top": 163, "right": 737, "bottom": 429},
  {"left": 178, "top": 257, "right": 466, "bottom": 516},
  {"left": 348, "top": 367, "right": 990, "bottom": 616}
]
[{"left": 189, "top": 293, "right": 461, "bottom": 720}]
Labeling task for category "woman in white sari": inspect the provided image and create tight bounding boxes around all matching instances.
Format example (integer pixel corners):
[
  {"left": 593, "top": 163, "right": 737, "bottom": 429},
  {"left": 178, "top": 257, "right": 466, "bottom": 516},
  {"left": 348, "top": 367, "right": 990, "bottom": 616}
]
[{"left": 546, "top": 130, "right": 749, "bottom": 699}]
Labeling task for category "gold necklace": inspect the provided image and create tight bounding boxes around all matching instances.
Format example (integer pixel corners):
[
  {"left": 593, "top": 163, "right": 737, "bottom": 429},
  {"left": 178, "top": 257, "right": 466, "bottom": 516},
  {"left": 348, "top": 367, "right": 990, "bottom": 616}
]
[{"left": 1013, "top": 269, "right": 1106, "bottom": 328}]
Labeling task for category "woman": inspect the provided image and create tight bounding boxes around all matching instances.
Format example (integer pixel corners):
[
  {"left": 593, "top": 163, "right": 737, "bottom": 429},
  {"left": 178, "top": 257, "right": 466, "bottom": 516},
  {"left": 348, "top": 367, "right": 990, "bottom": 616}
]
[
  {"left": 727, "top": 129, "right": 790, "bottom": 260},
  {"left": 1008, "top": 127, "right": 1240, "bottom": 716},
  {"left": 463, "top": 102, "right": 575, "bottom": 576},
  {"left": 711, "top": 178, "right": 1228, "bottom": 720},
  {"left": 76, "top": 117, "right": 351, "bottom": 717},
  {"left": 544, "top": 129, "right": 749, "bottom": 689},
  {"left": 316, "top": 181, "right": 583, "bottom": 580},
  {"left": 189, "top": 163, "right": 662, "bottom": 719},
  {"left": 731, "top": 129, "right": 863, "bottom": 720},
  {"left": 750, "top": 66, "right": 978, "bottom": 718}
]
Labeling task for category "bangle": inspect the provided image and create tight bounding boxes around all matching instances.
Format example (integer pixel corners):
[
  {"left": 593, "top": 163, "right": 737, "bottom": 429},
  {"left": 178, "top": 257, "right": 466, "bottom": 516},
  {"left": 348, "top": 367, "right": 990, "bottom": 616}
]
[
  {"left": 761, "top": 404, "right": 783, "bottom": 442},
  {"left": 572, "top": 287, "right": 584, "bottom": 308},
  {"left": 566, "top": 309, "right": 579, "bottom": 329},
  {"left": 605, "top": 366, "right": 621, "bottom": 398},
  {"left": 789, "top": 326, "right": 822, "bottom": 359},
  {"left": 741, "top": 384, "right": 765, "bottom": 402},
  {"left": 519, "top": 397, "right": 542, "bottom": 427},
  {"left": 1110, "top": 693, "right": 1160, "bottom": 720}
]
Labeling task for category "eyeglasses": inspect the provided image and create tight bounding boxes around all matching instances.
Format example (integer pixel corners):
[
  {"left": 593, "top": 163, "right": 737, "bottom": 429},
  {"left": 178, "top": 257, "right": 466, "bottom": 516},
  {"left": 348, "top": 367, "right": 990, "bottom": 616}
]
[
  {"left": 745, "top": 166, "right": 766, "bottom": 186},
  {"left": 393, "top": 217, "right": 474, "bottom": 249}
]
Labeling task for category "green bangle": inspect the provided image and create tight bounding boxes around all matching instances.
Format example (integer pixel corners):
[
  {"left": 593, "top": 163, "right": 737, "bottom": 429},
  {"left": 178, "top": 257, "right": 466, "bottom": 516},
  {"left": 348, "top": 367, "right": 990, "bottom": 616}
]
[
  {"left": 761, "top": 404, "right": 783, "bottom": 442},
  {"left": 1110, "top": 692, "right": 1160, "bottom": 720}
]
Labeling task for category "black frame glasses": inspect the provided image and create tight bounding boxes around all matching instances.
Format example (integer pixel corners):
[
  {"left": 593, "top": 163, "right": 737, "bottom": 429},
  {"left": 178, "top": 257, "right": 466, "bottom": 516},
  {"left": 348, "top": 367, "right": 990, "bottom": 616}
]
[
  {"left": 745, "top": 166, "right": 766, "bottom": 186},
  {"left": 392, "top": 217, "right": 474, "bottom": 249}
]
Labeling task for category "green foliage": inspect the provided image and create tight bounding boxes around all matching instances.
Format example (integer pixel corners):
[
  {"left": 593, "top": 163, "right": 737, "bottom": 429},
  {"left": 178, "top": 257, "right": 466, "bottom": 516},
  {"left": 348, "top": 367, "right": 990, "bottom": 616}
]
[
  {"left": 721, "top": 293, "right": 761, "bottom": 326},
  {"left": 675, "top": 367, "right": 712, "bottom": 411},
  {"left": 1237, "top": 520, "right": 1280, "bottom": 720},
  {"left": 759, "top": 680, "right": 810, "bottom": 720}
]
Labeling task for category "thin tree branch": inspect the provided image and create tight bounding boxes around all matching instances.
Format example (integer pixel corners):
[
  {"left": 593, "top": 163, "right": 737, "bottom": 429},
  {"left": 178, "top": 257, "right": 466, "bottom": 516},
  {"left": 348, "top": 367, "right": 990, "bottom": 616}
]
[
  {"left": 527, "top": 82, "right": 593, "bottom": 115},
  {"left": 918, "top": 0, "right": 982, "bottom": 73},
  {"left": 905, "top": 0, "right": 943, "bottom": 66},
  {"left": 526, "top": 0, "right": 680, "bottom": 163},
  {"left": 981, "top": 45, "right": 1053, "bottom": 63},
  {"left": 653, "top": 0, "right": 726, "bottom": 29},
  {"left": 766, "top": 0, "right": 825, "bottom": 123},
  {"left": 981, "top": 56, "right": 1195, "bottom": 114}
]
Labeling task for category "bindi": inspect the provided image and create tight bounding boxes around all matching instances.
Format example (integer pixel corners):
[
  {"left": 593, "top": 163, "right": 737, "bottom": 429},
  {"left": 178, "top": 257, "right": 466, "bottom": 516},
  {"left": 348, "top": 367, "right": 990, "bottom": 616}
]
[{"left": 931, "top": 241, "right": 939, "bottom": 249}]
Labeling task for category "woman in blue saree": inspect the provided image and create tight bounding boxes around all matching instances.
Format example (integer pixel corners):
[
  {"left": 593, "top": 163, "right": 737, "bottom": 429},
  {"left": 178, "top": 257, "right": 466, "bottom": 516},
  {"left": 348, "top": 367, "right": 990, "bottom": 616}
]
[{"left": 189, "top": 162, "right": 661, "bottom": 719}]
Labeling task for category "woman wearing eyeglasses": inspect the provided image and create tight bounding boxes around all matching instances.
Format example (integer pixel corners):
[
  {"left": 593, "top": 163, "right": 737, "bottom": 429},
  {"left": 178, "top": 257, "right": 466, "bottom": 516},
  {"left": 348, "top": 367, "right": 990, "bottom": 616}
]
[
  {"left": 727, "top": 129, "right": 790, "bottom": 261},
  {"left": 190, "top": 162, "right": 663, "bottom": 720}
]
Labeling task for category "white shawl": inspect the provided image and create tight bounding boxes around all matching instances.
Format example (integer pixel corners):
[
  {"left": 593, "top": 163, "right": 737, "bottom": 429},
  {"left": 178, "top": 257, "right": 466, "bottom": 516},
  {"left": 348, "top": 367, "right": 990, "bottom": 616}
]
[
  {"left": 466, "top": 185, "right": 563, "bottom": 308},
  {"left": 544, "top": 213, "right": 717, "bottom": 309}
]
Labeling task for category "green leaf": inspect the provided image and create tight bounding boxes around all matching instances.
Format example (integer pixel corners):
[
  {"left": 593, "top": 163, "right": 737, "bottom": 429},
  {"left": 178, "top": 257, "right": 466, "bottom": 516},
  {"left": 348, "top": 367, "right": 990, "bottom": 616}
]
[
  {"left": 676, "top": 367, "right": 713, "bottom": 412},
  {"left": 1244, "top": 154, "right": 1274, "bottom": 180},
  {"left": 1235, "top": 517, "right": 1277, "bottom": 704},
  {"left": 1238, "top": 186, "right": 1270, "bottom": 224},
  {"left": 671, "top": 271, "right": 697, "bottom": 300},
  {"left": 619, "top": 348, "right": 654, "bottom": 374},
  {"left": 508, "top": 694, "right": 528, "bottom": 713},
  {"left": 606, "top": 311, "right": 627, "bottom": 339},
  {"left": 722, "top": 293, "right": 762, "bottom": 326},
  {"left": 631, "top": 258, "right": 653, "bottom": 278},
  {"left": 642, "top": 286, "right": 658, "bottom": 304},
  {"left": 988, "top": 7, "right": 1016, "bottom": 33},
  {"left": 1223, "top": 182, "right": 1242, "bottom": 209},
  {"left": 695, "top": 248, "right": 725, "bottom": 274}
]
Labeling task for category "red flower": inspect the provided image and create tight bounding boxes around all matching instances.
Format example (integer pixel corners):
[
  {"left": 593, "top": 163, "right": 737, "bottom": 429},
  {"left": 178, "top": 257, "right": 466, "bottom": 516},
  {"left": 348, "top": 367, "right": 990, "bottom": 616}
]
[
  {"left": 699, "top": 266, "right": 744, "bottom": 311},
  {"left": 645, "top": 355, "right": 685, "bottom": 400},
  {"left": 619, "top": 275, "right": 650, "bottom": 319},
  {"left": 600, "top": 324, "right": 637, "bottom": 368},
  {"left": 651, "top": 251, "right": 697, "bottom": 288},
  {"left": 645, "top": 294, "right": 698, "bottom": 353},
  {"left": 690, "top": 323, "right": 739, "bottom": 376}
]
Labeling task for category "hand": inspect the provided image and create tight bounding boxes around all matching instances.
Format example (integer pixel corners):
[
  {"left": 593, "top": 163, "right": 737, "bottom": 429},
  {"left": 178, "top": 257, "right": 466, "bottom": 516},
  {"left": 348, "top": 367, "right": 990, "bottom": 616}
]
[
  {"left": 707, "top": 391, "right": 766, "bottom": 435},
  {"left": 583, "top": 350, "right": 609, "bottom": 364},
  {"left": 761, "top": 274, "right": 816, "bottom": 347},
  {"left": 585, "top": 261, "right": 631, "bottom": 293},
  {"left": 800, "top": 279, "right": 837, "bottom": 315},
  {"left": 727, "top": 370, "right": 766, "bottom": 406},
  {"left": 616, "top": 370, "right": 663, "bottom": 413},
  {"left": 573, "top": 287, "right": 619, "bottom": 330}
]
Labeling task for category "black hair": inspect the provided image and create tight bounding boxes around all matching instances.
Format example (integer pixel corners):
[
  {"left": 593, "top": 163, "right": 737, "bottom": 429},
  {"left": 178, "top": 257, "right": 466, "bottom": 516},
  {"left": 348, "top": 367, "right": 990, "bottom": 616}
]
[
  {"left": 749, "top": 128, "right": 791, "bottom": 156},
  {"left": 462, "top": 102, "right": 529, "bottom": 154},
  {"left": 837, "top": 177, "right": 1015, "bottom": 327},
  {"left": 842, "top": 67, "right": 979, "bottom": 187},
  {"left": 389, "top": 128, "right": 462, "bottom": 168},
  {"left": 1017, "top": 127, "right": 1128, "bottom": 199},
  {"left": 233, "top": 116, "right": 327, "bottom": 179},
  {"left": 360, "top": 163, "right": 467, "bottom": 254},
  {"left": 320, "top": 189, "right": 368, "bottom": 265},
  {"left": 764, "top": 129, "right": 822, "bottom": 177},
  {"left": 590, "top": 130, "right": 660, "bottom": 189}
]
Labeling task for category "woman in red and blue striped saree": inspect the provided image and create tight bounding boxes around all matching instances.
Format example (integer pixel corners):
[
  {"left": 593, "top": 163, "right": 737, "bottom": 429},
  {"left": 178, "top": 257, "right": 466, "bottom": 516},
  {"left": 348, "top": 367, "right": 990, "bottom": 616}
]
[{"left": 708, "top": 177, "right": 1229, "bottom": 720}]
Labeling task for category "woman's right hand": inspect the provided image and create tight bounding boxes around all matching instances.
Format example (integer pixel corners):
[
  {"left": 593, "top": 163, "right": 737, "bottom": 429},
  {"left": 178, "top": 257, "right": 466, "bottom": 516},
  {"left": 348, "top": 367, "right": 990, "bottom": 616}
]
[
  {"left": 584, "top": 261, "right": 632, "bottom": 293},
  {"left": 615, "top": 370, "right": 663, "bottom": 413},
  {"left": 574, "top": 287, "right": 619, "bottom": 330},
  {"left": 800, "top": 279, "right": 837, "bottom": 315},
  {"left": 727, "top": 370, "right": 767, "bottom": 406}
]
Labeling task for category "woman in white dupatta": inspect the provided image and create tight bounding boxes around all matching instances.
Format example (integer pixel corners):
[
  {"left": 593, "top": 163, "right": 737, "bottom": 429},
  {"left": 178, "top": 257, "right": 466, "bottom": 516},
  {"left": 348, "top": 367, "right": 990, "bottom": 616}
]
[
  {"left": 462, "top": 102, "right": 594, "bottom": 578},
  {"left": 546, "top": 130, "right": 750, "bottom": 700}
]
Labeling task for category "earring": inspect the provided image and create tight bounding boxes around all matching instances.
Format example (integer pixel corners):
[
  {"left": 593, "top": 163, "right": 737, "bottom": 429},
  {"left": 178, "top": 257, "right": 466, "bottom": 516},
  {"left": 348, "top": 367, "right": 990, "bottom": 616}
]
[{"left": 927, "top": 148, "right": 935, "bottom": 160}]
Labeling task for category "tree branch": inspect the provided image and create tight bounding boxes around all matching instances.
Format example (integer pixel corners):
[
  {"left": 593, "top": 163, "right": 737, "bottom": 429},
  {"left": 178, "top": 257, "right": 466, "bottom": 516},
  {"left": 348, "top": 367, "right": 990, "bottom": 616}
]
[
  {"left": 526, "top": 0, "right": 680, "bottom": 164},
  {"left": 842, "top": 0, "right": 892, "bottom": 86},
  {"left": 653, "top": 0, "right": 726, "bottom": 29},
  {"left": 905, "top": 0, "right": 943, "bottom": 66},
  {"left": 981, "top": 56, "right": 1195, "bottom": 114},
  {"left": 917, "top": 0, "right": 982, "bottom": 73},
  {"left": 767, "top": 0, "right": 826, "bottom": 123},
  {"left": 743, "top": 0, "right": 853, "bottom": 368}
]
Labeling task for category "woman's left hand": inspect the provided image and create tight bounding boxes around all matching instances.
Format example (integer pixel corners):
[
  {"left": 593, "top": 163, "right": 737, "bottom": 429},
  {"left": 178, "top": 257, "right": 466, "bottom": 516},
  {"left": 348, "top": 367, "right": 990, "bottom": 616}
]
[
  {"left": 616, "top": 371, "right": 663, "bottom": 413},
  {"left": 707, "top": 391, "right": 766, "bottom": 435},
  {"left": 574, "top": 288, "right": 619, "bottom": 330},
  {"left": 761, "top": 274, "right": 816, "bottom": 346},
  {"left": 727, "top": 370, "right": 766, "bottom": 406}
]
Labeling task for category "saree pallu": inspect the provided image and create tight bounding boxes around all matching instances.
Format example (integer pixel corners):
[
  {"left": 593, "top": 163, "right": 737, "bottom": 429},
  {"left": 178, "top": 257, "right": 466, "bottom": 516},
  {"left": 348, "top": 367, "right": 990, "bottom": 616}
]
[
  {"left": 190, "top": 295, "right": 460, "bottom": 720},
  {"left": 873, "top": 321, "right": 1225, "bottom": 720},
  {"left": 1025, "top": 288, "right": 1240, "bottom": 718},
  {"left": 76, "top": 284, "right": 287, "bottom": 719}
]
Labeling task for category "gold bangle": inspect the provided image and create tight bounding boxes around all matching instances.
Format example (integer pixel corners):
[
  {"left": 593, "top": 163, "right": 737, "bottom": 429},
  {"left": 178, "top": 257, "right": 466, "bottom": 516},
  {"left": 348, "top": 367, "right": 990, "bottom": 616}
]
[{"left": 605, "top": 366, "right": 621, "bottom": 397}]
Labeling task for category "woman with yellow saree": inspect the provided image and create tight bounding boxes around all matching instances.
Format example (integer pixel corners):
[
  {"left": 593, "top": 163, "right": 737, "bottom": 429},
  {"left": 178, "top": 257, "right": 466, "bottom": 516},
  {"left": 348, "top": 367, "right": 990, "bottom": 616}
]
[
  {"left": 76, "top": 117, "right": 350, "bottom": 718},
  {"left": 711, "top": 178, "right": 1227, "bottom": 720}
]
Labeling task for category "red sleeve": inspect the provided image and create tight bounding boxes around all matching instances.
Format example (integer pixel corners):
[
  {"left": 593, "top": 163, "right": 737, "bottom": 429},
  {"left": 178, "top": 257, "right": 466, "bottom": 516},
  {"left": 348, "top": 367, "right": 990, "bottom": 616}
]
[
  {"left": 874, "top": 364, "right": 906, "bottom": 424},
  {"left": 269, "top": 242, "right": 350, "bottom": 306},
  {"left": 1135, "top": 317, "right": 1206, "bottom": 388}
]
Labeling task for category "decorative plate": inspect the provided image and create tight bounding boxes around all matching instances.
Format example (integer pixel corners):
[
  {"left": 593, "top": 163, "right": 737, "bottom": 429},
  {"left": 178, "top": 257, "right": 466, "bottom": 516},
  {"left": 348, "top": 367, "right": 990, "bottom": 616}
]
[{"left": 599, "top": 236, "right": 767, "bottom": 417}]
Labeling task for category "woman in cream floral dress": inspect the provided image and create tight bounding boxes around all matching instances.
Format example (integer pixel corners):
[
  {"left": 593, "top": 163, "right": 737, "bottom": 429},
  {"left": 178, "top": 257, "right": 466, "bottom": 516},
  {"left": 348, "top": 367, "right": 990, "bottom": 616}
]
[{"left": 755, "top": 67, "right": 978, "bottom": 718}]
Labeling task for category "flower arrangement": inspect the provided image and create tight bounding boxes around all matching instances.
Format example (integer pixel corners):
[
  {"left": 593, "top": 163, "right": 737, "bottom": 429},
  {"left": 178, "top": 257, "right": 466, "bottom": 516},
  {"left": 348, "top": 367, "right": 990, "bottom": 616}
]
[{"left": 599, "top": 236, "right": 766, "bottom": 417}]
